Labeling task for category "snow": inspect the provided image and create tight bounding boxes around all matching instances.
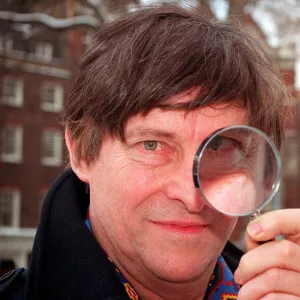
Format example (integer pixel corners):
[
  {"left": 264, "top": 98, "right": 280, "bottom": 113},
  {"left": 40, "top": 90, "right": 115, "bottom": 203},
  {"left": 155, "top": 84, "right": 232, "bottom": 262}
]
[{"left": 0, "top": 11, "right": 99, "bottom": 29}]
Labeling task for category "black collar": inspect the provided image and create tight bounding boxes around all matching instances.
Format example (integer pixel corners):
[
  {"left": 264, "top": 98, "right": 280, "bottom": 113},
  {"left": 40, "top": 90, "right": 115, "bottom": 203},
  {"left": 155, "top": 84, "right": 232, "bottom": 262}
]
[{"left": 26, "top": 170, "right": 128, "bottom": 300}]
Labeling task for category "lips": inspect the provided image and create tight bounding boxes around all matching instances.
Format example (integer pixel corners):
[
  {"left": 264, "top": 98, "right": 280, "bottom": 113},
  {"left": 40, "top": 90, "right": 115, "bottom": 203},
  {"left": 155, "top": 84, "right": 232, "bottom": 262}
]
[{"left": 151, "top": 221, "right": 208, "bottom": 234}]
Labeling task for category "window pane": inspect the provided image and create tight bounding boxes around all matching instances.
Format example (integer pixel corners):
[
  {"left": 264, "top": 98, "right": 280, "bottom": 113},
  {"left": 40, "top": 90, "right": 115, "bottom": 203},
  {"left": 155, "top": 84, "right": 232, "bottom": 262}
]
[
  {"left": 1, "top": 126, "right": 23, "bottom": 163},
  {"left": 0, "top": 191, "right": 13, "bottom": 226},
  {"left": 2, "top": 77, "right": 23, "bottom": 107},
  {"left": 44, "top": 87, "right": 55, "bottom": 105},
  {"left": 43, "top": 132, "right": 55, "bottom": 158},
  {"left": 41, "top": 84, "right": 63, "bottom": 112},
  {"left": 36, "top": 43, "right": 53, "bottom": 62},
  {"left": 41, "top": 130, "right": 62, "bottom": 166},
  {"left": 4, "top": 81, "right": 17, "bottom": 98},
  {"left": 2, "top": 128, "right": 16, "bottom": 154}
]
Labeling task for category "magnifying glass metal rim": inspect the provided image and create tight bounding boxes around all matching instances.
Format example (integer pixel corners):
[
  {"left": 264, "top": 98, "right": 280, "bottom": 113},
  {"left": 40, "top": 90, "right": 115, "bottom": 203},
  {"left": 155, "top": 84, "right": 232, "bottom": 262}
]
[{"left": 193, "top": 125, "right": 282, "bottom": 217}]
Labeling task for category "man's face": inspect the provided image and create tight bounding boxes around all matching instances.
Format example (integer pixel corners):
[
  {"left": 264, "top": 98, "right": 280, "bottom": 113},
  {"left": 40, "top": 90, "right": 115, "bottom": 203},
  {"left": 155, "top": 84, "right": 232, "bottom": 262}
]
[{"left": 79, "top": 96, "right": 247, "bottom": 283}]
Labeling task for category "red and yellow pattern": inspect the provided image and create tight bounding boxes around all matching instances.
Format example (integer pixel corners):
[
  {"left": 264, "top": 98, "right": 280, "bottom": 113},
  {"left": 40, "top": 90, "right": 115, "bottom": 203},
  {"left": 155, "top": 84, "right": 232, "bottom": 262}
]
[
  {"left": 222, "top": 294, "right": 238, "bottom": 300},
  {"left": 124, "top": 283, "right": 139, "bottom": 300}
]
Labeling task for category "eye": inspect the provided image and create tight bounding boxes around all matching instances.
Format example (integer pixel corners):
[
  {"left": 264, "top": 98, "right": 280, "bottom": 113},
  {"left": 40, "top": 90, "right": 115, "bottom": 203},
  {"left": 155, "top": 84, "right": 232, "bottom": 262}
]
[
  {"left": 143, "top": 141, "right": 159, "bottom": 151},
  {"left": 207, "top": 136, "right": 241, "bottom": 152}
]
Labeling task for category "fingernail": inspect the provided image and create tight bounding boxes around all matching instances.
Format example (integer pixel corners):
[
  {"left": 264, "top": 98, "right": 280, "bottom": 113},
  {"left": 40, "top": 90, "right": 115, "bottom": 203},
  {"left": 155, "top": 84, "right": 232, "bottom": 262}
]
[{"left": 247, "top": 222, "right": 262, "bottom": 236}]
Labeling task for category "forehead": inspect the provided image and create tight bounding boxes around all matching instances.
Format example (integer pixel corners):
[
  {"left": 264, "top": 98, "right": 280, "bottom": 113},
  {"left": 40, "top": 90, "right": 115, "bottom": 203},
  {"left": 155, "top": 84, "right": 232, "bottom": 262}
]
[
  {"left": 125, "top": 91, "right": 247, "bottom": 142},
  {"left": 126, "top": 106, "right": 246, "bottom": 135}
]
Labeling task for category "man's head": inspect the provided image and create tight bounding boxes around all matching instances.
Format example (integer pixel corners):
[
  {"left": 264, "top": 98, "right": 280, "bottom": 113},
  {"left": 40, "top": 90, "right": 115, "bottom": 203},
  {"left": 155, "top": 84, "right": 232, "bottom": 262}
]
[
  {"left": 64, "top": 4, "right": 289, "bottom": 297},
  {"left": 64, "top": 4, "right": 288, "bottom": 166}
]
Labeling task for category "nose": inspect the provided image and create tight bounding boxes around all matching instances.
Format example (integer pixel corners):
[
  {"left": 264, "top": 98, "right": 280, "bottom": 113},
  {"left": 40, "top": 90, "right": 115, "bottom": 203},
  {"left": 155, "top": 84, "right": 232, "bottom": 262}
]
[{"left": 165, "top": 154, "right": 206, "bottom": 213}]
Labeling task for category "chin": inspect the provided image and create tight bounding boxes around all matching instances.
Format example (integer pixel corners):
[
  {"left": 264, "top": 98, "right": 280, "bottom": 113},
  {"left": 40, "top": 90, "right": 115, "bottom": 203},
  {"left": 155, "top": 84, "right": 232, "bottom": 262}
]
[{"left": 144, "top": 252, "right": 214, "bottom": 283}]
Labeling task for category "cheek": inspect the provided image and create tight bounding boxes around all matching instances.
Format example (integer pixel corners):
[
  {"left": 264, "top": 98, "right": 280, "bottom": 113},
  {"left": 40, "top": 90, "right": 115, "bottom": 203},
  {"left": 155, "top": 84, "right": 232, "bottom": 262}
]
[
  {"left": 213, "top": 213, "right": 238, "bottom": 240},
  {"left": 89, "top": 163, "right": 164, "bottom": 256},
  {"left": 91, "top": 161, "right": 162, "bottom": 220},
  {"left": 115, "top": 166, "right": 163, "bottom": 215}
]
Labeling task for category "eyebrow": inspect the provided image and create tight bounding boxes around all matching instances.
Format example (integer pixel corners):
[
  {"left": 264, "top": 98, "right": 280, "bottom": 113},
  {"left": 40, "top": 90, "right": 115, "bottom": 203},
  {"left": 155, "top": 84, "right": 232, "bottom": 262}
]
[{"left": 125, "top": 128, "right": 177, "bottom": 141}]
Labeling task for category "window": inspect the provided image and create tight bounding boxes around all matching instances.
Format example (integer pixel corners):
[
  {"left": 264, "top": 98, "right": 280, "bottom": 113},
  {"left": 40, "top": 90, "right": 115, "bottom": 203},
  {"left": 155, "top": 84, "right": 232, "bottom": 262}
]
[
  {"left": 36, "top": 42, "right": 53, "bottom": 62},
  {"left": 41, "top": 129, "right": 63, "bottom": 166},
  {"left": 41, "top": 84, "right": 63, "bottom": 112},
  {"left": 0, "top": 189, "right": 21, "bottom": 227},
  {"left": 1, "top": 125, "right": 23, "bottom": 163},
  {"left": 1, "top": 77, "right": 24, "bottom": 107}
]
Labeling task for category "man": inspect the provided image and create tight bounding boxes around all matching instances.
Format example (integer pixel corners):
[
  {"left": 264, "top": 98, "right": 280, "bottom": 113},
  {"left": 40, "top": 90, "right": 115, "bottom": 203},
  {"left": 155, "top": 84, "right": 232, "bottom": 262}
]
[{"left": 1, "top": 4, "right": 299, "bottom": 300}]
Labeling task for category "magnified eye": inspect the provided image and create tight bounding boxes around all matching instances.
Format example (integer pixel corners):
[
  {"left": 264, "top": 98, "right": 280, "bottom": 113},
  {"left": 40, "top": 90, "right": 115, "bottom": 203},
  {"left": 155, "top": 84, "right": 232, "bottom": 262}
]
[
  {"left": 206, "top": 136, "right": 241, "bottom": 152},
  {"left": 200, "top": 135, "right": 245, "bottom": 177},
  {"left": 143, "top": 141, "right": 159, "bottom": 151}
]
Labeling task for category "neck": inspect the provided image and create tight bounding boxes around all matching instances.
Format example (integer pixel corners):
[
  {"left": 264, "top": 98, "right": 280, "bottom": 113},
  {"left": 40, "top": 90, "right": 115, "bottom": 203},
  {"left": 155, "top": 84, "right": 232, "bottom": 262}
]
[{"left": 118, "top": 264, "right": 212, "bottom": 300}]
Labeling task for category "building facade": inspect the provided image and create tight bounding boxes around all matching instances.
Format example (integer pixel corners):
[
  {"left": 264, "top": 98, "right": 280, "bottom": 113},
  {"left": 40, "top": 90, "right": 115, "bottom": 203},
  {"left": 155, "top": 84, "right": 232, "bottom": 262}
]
[{"left": 0, "top": 5, "right": 95, "bottom": 275}]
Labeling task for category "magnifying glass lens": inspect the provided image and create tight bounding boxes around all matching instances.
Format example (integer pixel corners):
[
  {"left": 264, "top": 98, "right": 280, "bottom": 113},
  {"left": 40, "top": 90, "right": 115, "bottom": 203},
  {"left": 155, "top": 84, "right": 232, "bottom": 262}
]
[{"left": 194, "top": 126, "right": 280, "bottom": 216}]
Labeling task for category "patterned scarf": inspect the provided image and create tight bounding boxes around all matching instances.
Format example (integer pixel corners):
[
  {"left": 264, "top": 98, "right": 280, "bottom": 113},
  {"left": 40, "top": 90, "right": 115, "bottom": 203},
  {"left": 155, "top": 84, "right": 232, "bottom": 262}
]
[{"left": 85, "top": 208, "right": 239, "bottom": 299}]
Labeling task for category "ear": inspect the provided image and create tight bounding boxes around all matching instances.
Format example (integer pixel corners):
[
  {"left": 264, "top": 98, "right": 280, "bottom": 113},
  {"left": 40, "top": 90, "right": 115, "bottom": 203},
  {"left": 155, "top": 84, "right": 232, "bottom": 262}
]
[{"left": 65, "top": 128, "right": 90, "bottom": 183}]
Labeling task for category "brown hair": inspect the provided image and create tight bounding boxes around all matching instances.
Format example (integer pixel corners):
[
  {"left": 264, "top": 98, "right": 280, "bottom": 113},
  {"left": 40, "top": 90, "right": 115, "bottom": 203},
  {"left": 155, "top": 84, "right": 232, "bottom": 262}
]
[{"left": 63, "top": 3, "right": 290, "bottom": 165}]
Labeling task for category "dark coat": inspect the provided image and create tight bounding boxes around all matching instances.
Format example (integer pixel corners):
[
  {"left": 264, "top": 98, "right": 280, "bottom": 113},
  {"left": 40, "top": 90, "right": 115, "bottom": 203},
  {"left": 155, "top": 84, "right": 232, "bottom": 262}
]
[{"left": 0, "top": 170, "right": 244, "bottom": 300}]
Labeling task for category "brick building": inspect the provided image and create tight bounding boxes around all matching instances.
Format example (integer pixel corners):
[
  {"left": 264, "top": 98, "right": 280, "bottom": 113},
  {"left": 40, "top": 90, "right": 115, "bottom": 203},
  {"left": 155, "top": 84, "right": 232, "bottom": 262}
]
[
  {"left": 0, "top": 2, "right": 299, "bottom": 274},
  {"left": 0, "top": 2, "right": 96, "bottom": 275}
]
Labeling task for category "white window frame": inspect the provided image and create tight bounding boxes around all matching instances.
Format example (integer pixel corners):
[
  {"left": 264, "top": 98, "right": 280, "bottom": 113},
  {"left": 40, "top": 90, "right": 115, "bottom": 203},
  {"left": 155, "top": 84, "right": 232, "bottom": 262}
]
[
  {"left": 1, "top": 77, "right": 24, "bottom": 107},
  {"left": 41, "top": 129, "right": 63, "bottom": 166},
  {"left": 36, "top": 42, "right": 53, "bottom": 63},
  {"left": 41, "top": 84, "right": 64, "bottom": 112},
  {"left": 1, "top": 125, "right": 23, "bottom": 163},
  {"left": 0, "top": 189, "right": 21, "bottom": 228}
]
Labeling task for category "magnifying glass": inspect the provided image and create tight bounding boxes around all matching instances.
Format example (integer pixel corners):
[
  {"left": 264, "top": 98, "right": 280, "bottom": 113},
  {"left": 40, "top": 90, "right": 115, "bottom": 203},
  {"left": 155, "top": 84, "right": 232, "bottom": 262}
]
[{"left": 193, "top": 125, "right": 281, "bottom": 220}]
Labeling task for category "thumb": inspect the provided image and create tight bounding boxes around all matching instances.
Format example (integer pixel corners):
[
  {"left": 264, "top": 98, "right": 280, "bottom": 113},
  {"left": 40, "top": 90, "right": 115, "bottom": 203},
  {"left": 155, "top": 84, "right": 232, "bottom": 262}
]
[{"left": 245, "top": 219, "right": 275, "bottom": 251}]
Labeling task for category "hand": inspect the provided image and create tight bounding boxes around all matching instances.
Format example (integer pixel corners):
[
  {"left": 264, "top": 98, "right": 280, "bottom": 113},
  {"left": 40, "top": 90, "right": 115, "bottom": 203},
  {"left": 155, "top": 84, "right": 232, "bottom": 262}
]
[{"left": 234, "top": 209, "right": 300, "bottom": 300}]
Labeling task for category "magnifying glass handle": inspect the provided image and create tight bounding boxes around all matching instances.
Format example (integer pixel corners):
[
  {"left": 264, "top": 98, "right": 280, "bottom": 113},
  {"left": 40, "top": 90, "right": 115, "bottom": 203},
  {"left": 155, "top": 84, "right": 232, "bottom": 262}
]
[{"left": 250, "top": 210, "right": 261, "bottom": 221}]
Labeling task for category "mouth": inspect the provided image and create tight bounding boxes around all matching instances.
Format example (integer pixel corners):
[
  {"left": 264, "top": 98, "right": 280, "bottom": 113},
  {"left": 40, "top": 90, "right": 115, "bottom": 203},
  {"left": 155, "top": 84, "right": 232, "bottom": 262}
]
[{"left": 151, "top": 221, "right": 208, "bottom": 234}]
